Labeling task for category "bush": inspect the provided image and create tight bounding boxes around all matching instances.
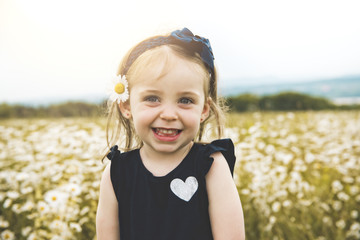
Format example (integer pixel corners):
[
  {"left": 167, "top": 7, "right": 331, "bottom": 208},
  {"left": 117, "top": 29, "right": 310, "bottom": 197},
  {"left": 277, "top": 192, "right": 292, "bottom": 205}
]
[
  {"left": 227, "top": 94, "right": 260, "bottom": 112},
  {"left": 258, "top": 92, "right": 335, "bottom": 111},
  {"left": 0, "top": 101, "right": 105, "bottom": 119},
  {"left": 227, "top": 92, "right": 337, "bottom": 112}
]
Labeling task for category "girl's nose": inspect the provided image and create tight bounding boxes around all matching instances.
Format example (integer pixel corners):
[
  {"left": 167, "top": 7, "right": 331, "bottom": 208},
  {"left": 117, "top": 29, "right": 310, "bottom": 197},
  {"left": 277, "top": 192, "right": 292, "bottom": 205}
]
[{"left": 160, "top": 105, "right": 178, "bottom": 121}]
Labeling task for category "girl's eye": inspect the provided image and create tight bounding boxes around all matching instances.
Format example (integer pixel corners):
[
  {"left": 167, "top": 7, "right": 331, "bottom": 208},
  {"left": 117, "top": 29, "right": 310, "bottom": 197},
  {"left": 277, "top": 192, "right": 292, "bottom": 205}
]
[
  {"left": 145, "top": 96, "right": 159, "bottom": 102},
  {"left": 179, "top": 97, "right": 193, "bottom": 104}
]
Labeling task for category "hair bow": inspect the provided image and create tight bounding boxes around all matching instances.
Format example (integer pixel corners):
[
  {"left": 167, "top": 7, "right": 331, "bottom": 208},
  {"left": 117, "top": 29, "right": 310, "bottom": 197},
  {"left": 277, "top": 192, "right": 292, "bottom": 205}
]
[
  {"left": 123, "top": 28, "right": 214, "bottom": 77},
  {"left": 170, "top": 28, "right": 214, "bottom": 71}
]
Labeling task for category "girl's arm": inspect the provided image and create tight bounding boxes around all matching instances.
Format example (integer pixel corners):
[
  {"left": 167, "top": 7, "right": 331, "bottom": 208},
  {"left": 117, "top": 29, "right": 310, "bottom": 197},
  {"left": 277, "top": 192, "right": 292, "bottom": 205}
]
[
  {"left": 96, "top": 163, "right": 120, "bottom": 240},
  {"left": 206, "top": 152, "right": 245, "bottom": 240}
]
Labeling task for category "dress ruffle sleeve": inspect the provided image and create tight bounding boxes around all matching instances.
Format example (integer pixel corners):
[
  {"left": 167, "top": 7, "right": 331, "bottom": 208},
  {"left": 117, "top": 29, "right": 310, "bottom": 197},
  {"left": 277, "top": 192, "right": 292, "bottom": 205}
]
[
  {"left": 108, "top": 145, "right": 123, "bottom": 202},
  {"left": 107, "top": 145, "right": 121, "bottom": 161},
  {"left": 201, "top": 138, "right": 236, "bottom": 176}
]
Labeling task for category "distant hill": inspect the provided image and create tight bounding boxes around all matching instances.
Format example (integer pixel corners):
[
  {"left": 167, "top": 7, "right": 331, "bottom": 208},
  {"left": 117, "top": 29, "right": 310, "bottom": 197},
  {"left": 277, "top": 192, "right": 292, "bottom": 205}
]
[{"left": 221, "top": 75, "right": 360, "bottom": 103}]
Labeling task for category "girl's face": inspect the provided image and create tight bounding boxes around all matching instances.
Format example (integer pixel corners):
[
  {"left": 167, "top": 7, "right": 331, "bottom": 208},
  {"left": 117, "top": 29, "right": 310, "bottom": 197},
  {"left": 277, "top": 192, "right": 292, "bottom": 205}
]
[{"left": 120, "top": 52, "right": 210, "bottom": 156}]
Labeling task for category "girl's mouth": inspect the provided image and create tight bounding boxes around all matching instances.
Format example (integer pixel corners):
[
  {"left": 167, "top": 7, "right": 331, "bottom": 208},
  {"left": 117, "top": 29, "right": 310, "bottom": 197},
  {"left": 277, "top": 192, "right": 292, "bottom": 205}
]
[
  {"left": 153, "top": 128, "right": 181, "bottom": 136},
  {"left": 152, "top": 128, "right": 182, "bottom": 141}
]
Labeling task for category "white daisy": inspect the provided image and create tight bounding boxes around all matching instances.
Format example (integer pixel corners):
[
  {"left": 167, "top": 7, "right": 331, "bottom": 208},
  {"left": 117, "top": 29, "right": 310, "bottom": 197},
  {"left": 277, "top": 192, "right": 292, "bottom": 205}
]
[
  {"left": 37, "top": 201, "right": 50, "bottom": 214},
  {"left": 0, "top": 217, "right": 9, "bottom": 228},
  {"left": 21, "top": 226, "right": 32, "bottom": 237},
  {"left": 109, "top": 75, "right": 129, "bottom": 103},
  {"left": 49, "top": 220, "right": 66, "bottom": 231},
  {"left": 44, "top": 190, "right": 68, "bottom": 207},
  {"left": 66, "top": 183, "right": 81, "bottom": 196},
  {"left": 1, "top": 230, "right": 15, "bottom": 240},
  {"left": 70, "top": 222, "right": 82, "bottom": 232},
  {"left": 27, "top": 233, "right": 37, "bottom": 240},
  {"left": 21, "top": 200, "right": 34, "bottom": 212}
]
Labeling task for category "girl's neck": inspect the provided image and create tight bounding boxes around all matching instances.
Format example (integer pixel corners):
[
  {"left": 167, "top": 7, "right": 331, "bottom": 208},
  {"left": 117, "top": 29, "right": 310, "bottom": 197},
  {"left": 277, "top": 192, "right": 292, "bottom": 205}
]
[{"left": 139, "top": 142, "right": 194, "bottom": 177}]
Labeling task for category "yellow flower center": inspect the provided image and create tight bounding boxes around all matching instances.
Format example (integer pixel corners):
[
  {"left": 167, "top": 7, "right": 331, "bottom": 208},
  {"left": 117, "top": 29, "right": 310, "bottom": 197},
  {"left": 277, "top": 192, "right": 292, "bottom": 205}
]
[{"left": 114, "top": 83, "right": 125, "bottom": 94}]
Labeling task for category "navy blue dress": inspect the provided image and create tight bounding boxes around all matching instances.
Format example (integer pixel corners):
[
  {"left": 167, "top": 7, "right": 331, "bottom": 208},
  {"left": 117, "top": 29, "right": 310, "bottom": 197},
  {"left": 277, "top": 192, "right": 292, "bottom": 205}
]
[{"left": 108, "top": 139, "right": 235, "bottom": 240}]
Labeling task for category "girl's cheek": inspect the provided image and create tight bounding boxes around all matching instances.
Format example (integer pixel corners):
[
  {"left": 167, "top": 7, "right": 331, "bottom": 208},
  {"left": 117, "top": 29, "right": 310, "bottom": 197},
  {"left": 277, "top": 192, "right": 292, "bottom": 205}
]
[{"left": 133, "top": 106, "right": 156, "bottom": 117}]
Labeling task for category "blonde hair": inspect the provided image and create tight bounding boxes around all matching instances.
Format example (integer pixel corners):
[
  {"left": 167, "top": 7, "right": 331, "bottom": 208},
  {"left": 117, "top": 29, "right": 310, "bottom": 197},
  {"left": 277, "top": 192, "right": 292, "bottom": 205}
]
[{"left": 104, "top": 32, "right": 227, "bottom": 158}]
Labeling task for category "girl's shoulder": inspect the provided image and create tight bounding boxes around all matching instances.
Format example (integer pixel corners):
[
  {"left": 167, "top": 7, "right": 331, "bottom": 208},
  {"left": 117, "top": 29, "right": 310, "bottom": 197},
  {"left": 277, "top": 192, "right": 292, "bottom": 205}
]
[
  {"left": 106, "top": 145, "right": 138, "bottom": 162},
  {"left": 196, "top": 138, "right": 236, "bottom": 176},
  {"left": 106, "top": 145, "right": 140, "bottom": 175},
  {"left": 106, "top": 145, "right": 140, "bottom": 202}
]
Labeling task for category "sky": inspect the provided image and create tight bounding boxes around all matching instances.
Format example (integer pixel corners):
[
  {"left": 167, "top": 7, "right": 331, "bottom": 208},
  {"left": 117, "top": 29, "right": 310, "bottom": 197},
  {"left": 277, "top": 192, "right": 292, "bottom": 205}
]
[{"left": 1, "top": 0, "right": 360, "bottom": 103}]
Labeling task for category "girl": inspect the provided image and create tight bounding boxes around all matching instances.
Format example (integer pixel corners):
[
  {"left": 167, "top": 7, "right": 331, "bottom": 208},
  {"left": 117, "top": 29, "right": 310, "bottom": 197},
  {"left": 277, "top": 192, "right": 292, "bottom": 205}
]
[{"left": 96, "top": 28, "right": 245, "bottom": 240}]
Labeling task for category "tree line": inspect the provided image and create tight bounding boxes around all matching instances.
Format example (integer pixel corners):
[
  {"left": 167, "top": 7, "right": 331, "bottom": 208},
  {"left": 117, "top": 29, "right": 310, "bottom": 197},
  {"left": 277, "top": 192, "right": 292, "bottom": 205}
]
[
  {"left": 226, "top": 92, "right": 360, "bottom": 112},
  {"left": 0, "top": 101, "right": 106, "bottom": 119},
  {"left": 1, "top": 92, "right": 359, "bottom": 119}
]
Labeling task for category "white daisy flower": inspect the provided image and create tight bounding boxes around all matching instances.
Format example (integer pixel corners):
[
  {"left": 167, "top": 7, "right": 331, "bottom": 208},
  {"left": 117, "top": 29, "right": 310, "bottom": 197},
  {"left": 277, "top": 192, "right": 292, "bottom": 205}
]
[
  {"left": 0, "top": 217, "right": 9, "bottom": 228},
  {"left": 1, "top": 229, "right": 15, "bottom": 240},
  {"left": 44, "top": 190, "right": 68, "bottom": 207},
  {"left": 6, "top": 191, "right": 20, "bottom": 199},
  {"left": 21, "top": 226, "right": 32, "bottom": 237},
  {"left": 37, "top": 201, "right": 50, "bottom": 214},
  {"left": 49, "top": 220, "right": 66, "bottom": 231},
  {"left": 109, "top": 75, "right": 129, "bottom": 103},
  {"left": 70, "top": 222, "right": 82, "bottom": 232},
  {"left": 80, "top": 206, "right": 90, "bottom": 215},
  {"left": 21, "top": 200, "right": 34, "bottom": 212},
  {"left": 66, "top": 183, "right": 82, "bottom": 196},
  {"left": 50, "top": 236, "right": 63, "bottom": 240},
  {"left": 27, "top": 233, "right": 37, "bottom": 240},
  {"left": 3, "top": 199, "right": 12, "bottom": 208}
]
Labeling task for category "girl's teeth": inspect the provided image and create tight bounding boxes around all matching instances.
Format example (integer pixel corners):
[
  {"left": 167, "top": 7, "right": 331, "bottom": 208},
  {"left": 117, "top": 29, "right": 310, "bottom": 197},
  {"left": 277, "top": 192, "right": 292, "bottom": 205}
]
[{"left": 156, "top": 128, "right": 178, "bottom": 136}]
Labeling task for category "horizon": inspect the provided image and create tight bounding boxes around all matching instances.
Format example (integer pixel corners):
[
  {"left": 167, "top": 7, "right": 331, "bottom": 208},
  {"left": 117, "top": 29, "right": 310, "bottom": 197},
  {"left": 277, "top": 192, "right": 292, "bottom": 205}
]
[{"left": 2, "top": 74, "right": 359, "bottom": 106}]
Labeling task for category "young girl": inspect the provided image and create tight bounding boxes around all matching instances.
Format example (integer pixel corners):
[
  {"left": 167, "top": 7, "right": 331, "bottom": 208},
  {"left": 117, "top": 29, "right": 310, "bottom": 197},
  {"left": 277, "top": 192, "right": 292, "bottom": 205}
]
[{"left": 96, "top": 28, "right": 245, "bottom": 240}]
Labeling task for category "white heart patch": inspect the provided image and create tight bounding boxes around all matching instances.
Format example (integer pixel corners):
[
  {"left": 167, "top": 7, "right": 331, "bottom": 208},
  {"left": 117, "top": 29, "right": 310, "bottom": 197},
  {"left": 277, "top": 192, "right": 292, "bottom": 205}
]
[{"left": 170, "top": 176, "right": 198, "bottom": 202}]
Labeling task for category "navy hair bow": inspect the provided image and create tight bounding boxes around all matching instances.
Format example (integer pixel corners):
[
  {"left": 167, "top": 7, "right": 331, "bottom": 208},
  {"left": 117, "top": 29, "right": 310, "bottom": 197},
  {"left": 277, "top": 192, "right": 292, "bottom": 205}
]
[
  {"left": 123, "top": 28, "right": 214, "bottom": 77},
  {"left": 170, "top": 28, "right": 214, "bottom": 72}
]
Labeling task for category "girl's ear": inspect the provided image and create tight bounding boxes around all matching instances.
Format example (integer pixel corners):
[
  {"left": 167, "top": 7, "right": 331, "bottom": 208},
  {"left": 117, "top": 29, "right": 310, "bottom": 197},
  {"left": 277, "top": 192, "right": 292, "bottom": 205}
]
[
  {"left": 119, "top": 101, "right": 132, "bottom": 119},
  {"left": 200, "top": 97, "right": 211, "bottom": 123}
]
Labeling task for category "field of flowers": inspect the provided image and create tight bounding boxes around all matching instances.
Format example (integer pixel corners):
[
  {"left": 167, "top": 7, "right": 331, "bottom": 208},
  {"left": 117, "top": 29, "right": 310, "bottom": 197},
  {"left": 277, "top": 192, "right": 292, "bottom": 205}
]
[{"left": 0, "top": 111, "right": 359, "bottom": 239}]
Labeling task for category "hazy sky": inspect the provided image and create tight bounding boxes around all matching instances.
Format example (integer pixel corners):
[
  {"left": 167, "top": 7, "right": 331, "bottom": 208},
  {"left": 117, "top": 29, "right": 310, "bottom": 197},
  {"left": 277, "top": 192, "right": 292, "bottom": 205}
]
[{"left": 1, "top": 0, "right": 360, "bottom": 103}]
